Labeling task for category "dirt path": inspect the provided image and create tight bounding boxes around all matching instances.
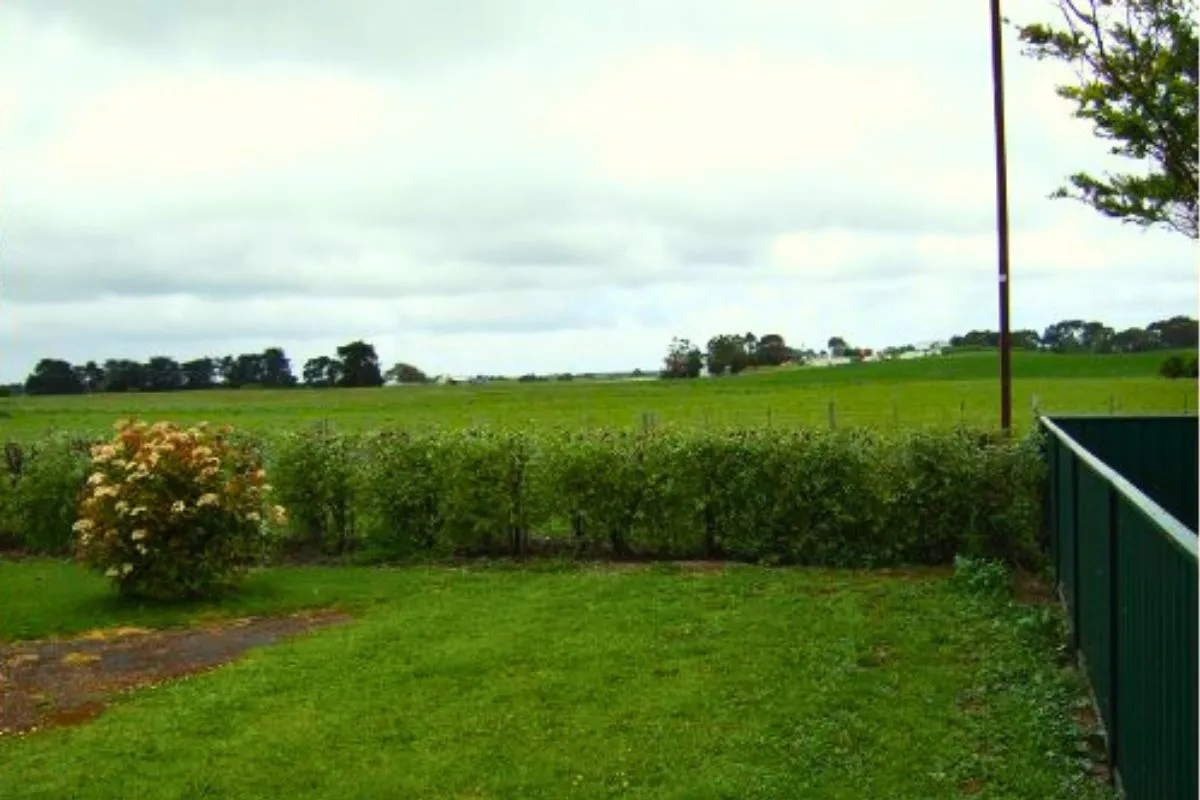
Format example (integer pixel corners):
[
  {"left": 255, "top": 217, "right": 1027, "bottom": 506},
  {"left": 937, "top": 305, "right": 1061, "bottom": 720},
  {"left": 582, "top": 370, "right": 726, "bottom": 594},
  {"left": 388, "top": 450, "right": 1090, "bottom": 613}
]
[{"left": 0, "top": 610, "right": 351, "bottom": 735}]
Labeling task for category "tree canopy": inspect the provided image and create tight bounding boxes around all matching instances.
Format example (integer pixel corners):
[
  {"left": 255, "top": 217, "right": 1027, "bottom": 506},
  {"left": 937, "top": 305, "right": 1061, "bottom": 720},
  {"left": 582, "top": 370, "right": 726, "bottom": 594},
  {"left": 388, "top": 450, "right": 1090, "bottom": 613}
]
[
  {"left": 385, "top": 362, "right": 429, "bottom": 384},
  {"left": 660, "top": 338, "right": 704, "bottom": 379},
  {"left": 1015, "top": 0, "right": 1198, "bottom": 237}
]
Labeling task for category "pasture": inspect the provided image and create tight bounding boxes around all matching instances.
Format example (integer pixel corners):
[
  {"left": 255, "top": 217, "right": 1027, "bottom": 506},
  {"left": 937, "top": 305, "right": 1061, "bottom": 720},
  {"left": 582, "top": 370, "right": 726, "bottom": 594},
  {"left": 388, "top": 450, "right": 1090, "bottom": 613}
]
[
  {"left": 0, "top": 560, "right": 1113, "bottom": 799},
  {"left": 0, "top": 350, "right": 1193, "bottom": 440},
  {"left": 0, "top": 350, "right": 1139, "bottom": 798}
]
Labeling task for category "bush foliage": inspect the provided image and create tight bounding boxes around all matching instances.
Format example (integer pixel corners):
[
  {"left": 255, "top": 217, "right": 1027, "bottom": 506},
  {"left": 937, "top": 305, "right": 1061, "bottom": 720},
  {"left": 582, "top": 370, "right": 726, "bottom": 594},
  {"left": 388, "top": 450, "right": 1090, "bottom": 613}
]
[
  {"left": 1160, "top": 353, "right": 1199, "bottom": 379},
  {"left": 3, "top": 422, "right": 1047, "bottom": 571},
  {"left": 265, "top": 424, "right": 1047, "bottom": 568},
  {"left": 0, "top": 434, "right": 91, "bottom": 553},
  {"left": 73, "top": 420, "right": 286, "bottom": 600}
]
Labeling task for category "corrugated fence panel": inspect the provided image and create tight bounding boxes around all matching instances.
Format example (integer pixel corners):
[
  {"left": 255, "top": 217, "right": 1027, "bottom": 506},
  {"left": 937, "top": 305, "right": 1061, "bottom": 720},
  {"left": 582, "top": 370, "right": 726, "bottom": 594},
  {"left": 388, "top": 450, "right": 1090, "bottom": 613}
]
[
  {"left": 1056, "top": 442, "right": 1078, "bottom": 626},
  {"left": 1115, "top": 500, "right": 1198, "bottom": 800},
  {"left": 1075, "top": 464, "right": 1112, "bottom": 731},
  {"left": 1054, "top": 416, "right": 1198, "bottom": 532},
  {"left": 1041, "top": 416, "right": 1198, "bottom": 800}
]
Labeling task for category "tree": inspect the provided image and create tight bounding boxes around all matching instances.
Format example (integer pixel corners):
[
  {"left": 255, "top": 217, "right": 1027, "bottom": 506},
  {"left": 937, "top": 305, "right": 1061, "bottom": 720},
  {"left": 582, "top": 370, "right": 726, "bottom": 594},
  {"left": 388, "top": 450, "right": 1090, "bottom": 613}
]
[
  {"left": 755, "top": 333, "right": 792, "bottom": 367},
  {"left": 145, "top": 356, "right": 184, "bottom": 392},
  {"left": 215, "top": 356, "right": 236, "bottom": 387},
  {"left": 103, "top": 359, "right": 148, "bottom": 392},
  {"left": 1042, "top": 319, "right": 1089, "bottom": 352},
  {"left": 336, "top": 340, "right": 384, "bottom": 387},
  {"left": 222, "top": 354, "right": 265, "bottom": 388},
  {"left": 1080, "top": 321, "right": 1116, "bottom": 353},
  {"left": 181, "top": 358, "right": 217, "bottom": 390},
  {"left": 74, "top": 361, "right": 106, "bottom": 393},
  {"left": 1013, "top": 329, "right": 1043, "bottom": 349},
  {"left": 705, "top": 333, "right": 754, "bottom": 376},
  {"left": 1015, "top": 1, "right": 1198, "bottom": 238},
  {"left": 1111, "top": 326, "right": 1155, "bottom": 352},
  {"left": 743, "top": 332, "right": 759, "bottom": 367},
  {"left": 660, "top": 337, "right": 703, "bottom": 379},
  {"left": 827, "top": 336, "right": 849, "bottom": 357},
  {"left": 303, "top": 356, "right": 342, "bottom": 388},
  {"left": 260, "top": 347, "right": 297, "bottom": 388},
  {"left": 385, "top": 362, "right": 429, "bottom": 384},
  {"left": 24, "top": 359, "right": 84, "bottom": 395},
  {"left": 950, "top": 330, "right": 1001, "bottom": 348},
  {"left": 1146, "top": 315, "right": 1199, "bottom": 348}
]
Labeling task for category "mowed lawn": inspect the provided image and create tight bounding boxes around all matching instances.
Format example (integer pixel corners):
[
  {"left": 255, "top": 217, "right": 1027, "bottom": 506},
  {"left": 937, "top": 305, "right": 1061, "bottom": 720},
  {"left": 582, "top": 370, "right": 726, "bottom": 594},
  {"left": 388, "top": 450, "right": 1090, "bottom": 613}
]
[
  {"left": 1, "top": 350, "right": 1194, "bottom": 440},
  {"left": 0, "top": 561, "right": 1112, "bottom": 799}
]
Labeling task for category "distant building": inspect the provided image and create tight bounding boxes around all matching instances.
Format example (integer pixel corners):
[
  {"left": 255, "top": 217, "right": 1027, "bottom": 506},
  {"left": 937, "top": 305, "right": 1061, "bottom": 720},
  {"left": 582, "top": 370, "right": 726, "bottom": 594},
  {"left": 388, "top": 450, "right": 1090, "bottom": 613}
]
[{"left": 806, "top": 356, "right": 852, "bottom": 368}]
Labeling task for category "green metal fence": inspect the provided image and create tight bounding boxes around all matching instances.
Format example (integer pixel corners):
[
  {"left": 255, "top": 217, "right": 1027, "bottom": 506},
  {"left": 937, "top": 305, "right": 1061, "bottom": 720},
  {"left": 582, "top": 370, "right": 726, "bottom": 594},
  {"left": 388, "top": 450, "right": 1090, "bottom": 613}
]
[
  {"left": 1051, "top": 414, "right": 1198, "bottom": 531},
  {"left": 1041, "top": 415, "right": 1197, "bottom": 800}
]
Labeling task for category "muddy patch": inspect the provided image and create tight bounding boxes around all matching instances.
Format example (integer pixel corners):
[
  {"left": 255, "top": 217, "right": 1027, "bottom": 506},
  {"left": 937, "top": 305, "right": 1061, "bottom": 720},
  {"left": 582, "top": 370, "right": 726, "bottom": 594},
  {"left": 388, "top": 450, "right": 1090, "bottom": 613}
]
[
  {"left": 0, "top": 610, "right": 351, "bottom": 735},
  {"left": 1012, "top": 570, "right": 1058, "bottom": 605}
]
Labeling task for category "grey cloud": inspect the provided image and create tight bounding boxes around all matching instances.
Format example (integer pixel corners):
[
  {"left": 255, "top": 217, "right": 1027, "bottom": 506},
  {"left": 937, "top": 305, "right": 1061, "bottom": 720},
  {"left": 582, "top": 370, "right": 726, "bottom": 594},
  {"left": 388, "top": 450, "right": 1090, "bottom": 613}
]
[
  {"left": 2, "top": 0, "right": 1195, "bottom": 383},
  {"left": 6, "top": 0, "right": 538, "bottom": 71},
  {"left": 6, "top": 1, "right": 973, "bottom": 69}
]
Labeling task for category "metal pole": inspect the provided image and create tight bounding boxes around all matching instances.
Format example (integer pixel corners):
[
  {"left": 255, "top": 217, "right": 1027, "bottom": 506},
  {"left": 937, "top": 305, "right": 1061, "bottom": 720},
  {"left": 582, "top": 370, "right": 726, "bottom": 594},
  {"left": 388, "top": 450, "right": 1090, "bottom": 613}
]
[{"left": 990, "top": 0, "right": 1013, "bottom": 431}]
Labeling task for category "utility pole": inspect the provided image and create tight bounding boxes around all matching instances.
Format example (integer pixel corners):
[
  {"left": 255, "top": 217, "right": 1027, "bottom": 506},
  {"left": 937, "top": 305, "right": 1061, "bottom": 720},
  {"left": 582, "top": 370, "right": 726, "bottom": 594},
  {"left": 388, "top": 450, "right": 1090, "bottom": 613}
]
[{"left": 990, "top": 0, "right": 1013, "bottom": 431}]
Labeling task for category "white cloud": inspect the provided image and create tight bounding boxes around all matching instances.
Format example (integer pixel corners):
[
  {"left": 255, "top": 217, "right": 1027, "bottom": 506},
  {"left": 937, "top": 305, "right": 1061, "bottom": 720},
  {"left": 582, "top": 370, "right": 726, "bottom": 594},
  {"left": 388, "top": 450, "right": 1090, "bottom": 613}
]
[{"left": 1, "top": 0, "right": 1194, "bottom": 382}]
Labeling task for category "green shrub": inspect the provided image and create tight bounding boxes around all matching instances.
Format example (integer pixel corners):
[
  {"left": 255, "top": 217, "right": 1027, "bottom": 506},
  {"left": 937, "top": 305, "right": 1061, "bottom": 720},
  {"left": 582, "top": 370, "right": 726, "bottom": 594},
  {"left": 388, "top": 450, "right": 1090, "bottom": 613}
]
[
  {"left": 951, "top": 554, "right": 1012, "bottom": 600},
  {"left": 965, "top": 430, "right": 1046, "bottom": 568},
  {"left": 355, "top": 430, "right": 441, "bottom": 558},
  {"left": 537, "top": 429, "right": 700, "bottom": 558},
  {"left": 766, "top": 429, "right": 890, "bottom": 566},
  {"left": 268, "top": 427, "right": 360, "bottom": 555},
  {"left": 6, "top": 434, "right": 91, "bottom": 553},
  {"left": 435, "top": 428, "right": 539, "bottom": 556},
  {"left": 24, "top": 424, "right": 1048, "bottom": 568},
  {"left": 627, "top": 429, "right": 706, "bottom": 557},
  {"left": 74, "top": 420, "right": 285, "bottom": 600},
  {"left": 1160, "top": 354, "right": 1186, "bottom": 378}
]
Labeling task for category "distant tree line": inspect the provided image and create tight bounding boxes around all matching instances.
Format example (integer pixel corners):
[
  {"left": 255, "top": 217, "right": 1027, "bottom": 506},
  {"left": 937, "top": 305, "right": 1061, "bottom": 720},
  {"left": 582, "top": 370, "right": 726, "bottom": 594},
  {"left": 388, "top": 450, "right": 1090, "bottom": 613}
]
[
  {"left": 661, "top": 332, "right": 810, "bottom": 379},
  {"left": 20, "top": 340, "right": 431, "bottom": 396},
  {"left": 661, "top": 316, "right": 1198, "bottom": 381},
  {"left": 948, "top": 315, "right": 1198, "bottom": 354},
  {"left": 15, "top": 314, "right": 1198, "bottom": 396}
]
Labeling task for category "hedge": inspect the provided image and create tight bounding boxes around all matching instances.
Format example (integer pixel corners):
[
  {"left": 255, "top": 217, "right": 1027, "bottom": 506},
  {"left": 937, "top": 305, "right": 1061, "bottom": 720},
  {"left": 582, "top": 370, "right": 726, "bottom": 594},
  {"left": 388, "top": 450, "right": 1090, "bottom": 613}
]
[{"left": 0, "top": 424, "right": 1047, "bottom": 568}]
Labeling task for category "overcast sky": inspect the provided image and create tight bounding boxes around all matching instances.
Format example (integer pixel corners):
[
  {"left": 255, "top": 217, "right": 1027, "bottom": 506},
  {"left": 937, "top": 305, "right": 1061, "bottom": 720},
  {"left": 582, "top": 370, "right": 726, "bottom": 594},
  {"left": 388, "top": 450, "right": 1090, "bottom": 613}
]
[{"left": 2, "top": 0, "right": 1195, "bottom": 380}]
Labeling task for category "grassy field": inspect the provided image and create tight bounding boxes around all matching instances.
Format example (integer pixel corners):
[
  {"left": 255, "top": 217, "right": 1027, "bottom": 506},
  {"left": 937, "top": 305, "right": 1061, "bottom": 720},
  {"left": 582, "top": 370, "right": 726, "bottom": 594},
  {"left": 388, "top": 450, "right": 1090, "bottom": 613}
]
[
  {"left": 1, "top": 350, "right": 1195, "bottom": 440},
  {"left": 0, "top": 559, "right": 1112, "bottom": 799}
]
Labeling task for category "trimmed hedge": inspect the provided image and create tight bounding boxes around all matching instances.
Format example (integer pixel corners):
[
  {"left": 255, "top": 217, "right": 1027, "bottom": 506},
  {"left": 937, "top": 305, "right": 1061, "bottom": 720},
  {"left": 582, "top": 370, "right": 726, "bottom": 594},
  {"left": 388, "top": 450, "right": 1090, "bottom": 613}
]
[
  {"left": 2, "top": 424, "right": 1048, "bottom": 568},
  {"left": 0, "top": 434, "right": 91, "bottom": 553},
  {"left": 262, "top": 425, "right": 1046, "bottom": 568}
]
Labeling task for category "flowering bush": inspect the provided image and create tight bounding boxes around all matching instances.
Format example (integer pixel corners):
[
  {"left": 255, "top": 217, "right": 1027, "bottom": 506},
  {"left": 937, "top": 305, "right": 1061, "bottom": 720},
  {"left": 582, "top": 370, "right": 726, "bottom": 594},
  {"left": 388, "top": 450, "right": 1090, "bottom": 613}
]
[{"left": 73, "top": 419, "right": 287, "bottom": 600}]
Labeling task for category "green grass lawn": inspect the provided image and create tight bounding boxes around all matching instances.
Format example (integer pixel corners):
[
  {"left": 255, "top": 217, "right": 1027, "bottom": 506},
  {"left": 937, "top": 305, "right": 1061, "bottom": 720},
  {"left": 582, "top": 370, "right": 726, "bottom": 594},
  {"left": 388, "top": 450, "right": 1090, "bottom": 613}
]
[
  {"left": 0, "top": 560, "right": 1112, "bottom": 799},
  {"left": 1, "top": 350, "right": 1195, "bottom": 440},
  {"left": 0, "top": 558, "right": 410, "bottom": 642}
]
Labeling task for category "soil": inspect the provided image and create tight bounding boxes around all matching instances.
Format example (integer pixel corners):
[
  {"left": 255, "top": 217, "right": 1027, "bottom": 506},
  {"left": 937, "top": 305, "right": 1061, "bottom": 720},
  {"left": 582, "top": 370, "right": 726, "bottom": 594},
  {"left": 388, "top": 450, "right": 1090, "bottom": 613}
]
[
  {"left": 0, "top": 609, "right": 351, "bottom": 735},
  {"left": 1012, "top": 570, "right": 1058, "bottom": 605}
]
